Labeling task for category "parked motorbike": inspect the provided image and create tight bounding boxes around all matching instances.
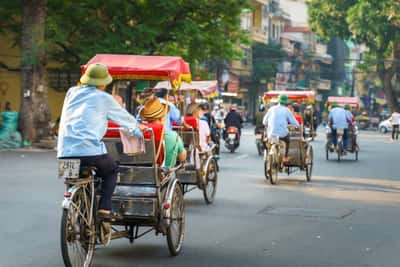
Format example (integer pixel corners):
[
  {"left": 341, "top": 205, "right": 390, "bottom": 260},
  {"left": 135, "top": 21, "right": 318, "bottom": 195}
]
[
  {"left": 254, "top": 126, "right": 265, "bottom": 156},
  {"left": 224, "top": 126, "right": 240, "bottom": 153}
]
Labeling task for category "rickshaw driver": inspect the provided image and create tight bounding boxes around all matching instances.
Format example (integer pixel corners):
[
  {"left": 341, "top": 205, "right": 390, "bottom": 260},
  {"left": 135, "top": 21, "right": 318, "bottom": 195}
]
[
  {"left": 328, "top": 102, "right": 352, "bottom": 153},
  {"left": 57, "top": 63, "right": 144, "bottom": 219},
  {"left": 263, "top": 94, "right": 300, "bottom": 162}
]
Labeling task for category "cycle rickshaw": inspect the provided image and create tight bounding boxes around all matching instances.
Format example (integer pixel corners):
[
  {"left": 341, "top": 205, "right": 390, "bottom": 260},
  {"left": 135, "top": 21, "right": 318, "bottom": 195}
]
[
  {"left": 262, "top": 91, "right": 314, "bottom": 184},
  {"left": 59, "top": 54, "right": 191, "bottom": 267},
  {"left": 325, "top": 96, "right": 360, "bottom": 162},
  {"left": 155, "top": 80, "right": 219, "bottom": 204},
  {"left": 263, "top": 90, "right": 317, "bottom": 140}
]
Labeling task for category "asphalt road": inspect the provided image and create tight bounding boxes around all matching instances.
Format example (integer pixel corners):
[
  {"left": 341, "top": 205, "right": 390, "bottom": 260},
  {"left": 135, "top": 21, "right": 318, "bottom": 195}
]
[{"left": 0, "top": 127, "right": 399, "bottom": 267}]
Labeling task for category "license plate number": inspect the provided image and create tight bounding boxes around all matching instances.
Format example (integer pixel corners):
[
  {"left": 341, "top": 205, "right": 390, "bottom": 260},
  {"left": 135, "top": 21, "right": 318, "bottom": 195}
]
[
  {"left": 228, "top": 134, "right": 236, "bottom": 139},
  {"left": 58, "top": 159, "right": 81, "bottom": 179},
  {"left": 255, "top": 134, "right": 262, "bottom": 139}
]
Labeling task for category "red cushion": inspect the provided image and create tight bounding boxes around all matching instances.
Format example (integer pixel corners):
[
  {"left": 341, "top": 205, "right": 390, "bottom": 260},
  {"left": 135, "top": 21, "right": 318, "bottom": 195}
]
[
  {"left": 141, "top": 122, "right": 164, "bottom": 165},
  {"left": 172, "top": 121, "right": 181, "bottom": 127},
  {"left": 104, "top": 121, "right": 121, "bottom": 138},
  {"left": 294, "top": 115, "right": 303, "bottom": 125},
  {"left": 141, "top": 123, "right": 163, "bottom": 141},
  {"left": 184, "top": 116, "right": 198, "bottom": 130}
]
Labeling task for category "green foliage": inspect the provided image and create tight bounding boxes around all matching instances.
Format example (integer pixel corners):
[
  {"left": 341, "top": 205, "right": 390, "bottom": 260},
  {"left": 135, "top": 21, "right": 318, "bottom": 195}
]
[
  {"left": 0, "top": 0, "right": 249, "bottom": 68},
  {"left": 252, "top": 43, "right": 286, "bottom": 84},
  {"left": 308, "top": 0, "right": 400, "bottom": 54}
]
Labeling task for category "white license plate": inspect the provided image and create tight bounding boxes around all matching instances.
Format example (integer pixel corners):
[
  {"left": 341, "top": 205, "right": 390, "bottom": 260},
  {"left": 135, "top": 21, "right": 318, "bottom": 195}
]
[
  {"left": 58, "top": 159, "right": 81, "bottom": 179},
  {"left": 228, "top": 134, "right": 236, "bottom": 139},
  {"left": 255, "top": 134, "right": 262, "bottom": 139}
]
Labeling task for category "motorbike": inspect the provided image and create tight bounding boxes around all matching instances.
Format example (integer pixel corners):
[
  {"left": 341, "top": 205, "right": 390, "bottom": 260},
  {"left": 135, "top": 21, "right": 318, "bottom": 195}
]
[
  {"left": 224, "top": 126, "right": 240, "bottom": 153},
  {"left": 254, "top": 126, "right": 265, "bottom": 156}
]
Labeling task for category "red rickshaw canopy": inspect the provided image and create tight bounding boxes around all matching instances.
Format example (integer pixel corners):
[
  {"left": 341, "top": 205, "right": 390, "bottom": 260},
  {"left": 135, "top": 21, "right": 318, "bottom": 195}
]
[
  {"left": 326, "top": 96, "right": 360, "bottom": 108},
  {"left": 263, "top": 90, "right": 315, "bottom": 103},
  {"left": 81, "top": 54, "right": 192, "bottom": 87},
  {"left": 154, "top": 80, "right": 218, "bottom": 97}
]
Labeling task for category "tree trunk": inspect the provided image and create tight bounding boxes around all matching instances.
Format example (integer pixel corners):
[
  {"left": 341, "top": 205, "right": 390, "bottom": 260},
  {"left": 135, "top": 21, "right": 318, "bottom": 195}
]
[
  {"left": 19, "top": 0, "right": 51, "bottom": 144},
  {"left": 379, "top": 69, "right": 399, "bottom": 112}
]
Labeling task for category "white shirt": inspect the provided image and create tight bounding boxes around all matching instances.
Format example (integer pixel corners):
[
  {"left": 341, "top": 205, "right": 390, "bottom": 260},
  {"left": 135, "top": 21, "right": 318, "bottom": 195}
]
[
  {"left": 390, "top": 112, "right": 400, "bottom": 125},
  {"left": 198, "top": 119, "right": 210, "bottom": 151}
]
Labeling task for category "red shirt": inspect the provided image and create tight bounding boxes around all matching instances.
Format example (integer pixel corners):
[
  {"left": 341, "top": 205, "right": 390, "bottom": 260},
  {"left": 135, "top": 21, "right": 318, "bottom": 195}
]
[{"left": 294, "top": 114, "right": 303, "bottom": 125}]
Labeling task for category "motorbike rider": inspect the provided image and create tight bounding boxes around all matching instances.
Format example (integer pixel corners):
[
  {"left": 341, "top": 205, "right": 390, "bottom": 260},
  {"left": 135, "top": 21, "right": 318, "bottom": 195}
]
[
  {"left": 224, "top": 104, "right": 243, "bottom": 139},
  {"left": 263, "top": 94, "right": 299, "bottom": 162},
  {"left": 57, "top": 63, "right": 144, "bottom": 219},
  {"left": 328, "top": 102, "right": 352, "bottom": 153}
]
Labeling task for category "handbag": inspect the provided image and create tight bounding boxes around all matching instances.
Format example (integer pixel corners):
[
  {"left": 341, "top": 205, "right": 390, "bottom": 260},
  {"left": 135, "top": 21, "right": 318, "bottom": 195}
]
[{"left": 119, "top": 129, "right": 146, "bottom": 156}]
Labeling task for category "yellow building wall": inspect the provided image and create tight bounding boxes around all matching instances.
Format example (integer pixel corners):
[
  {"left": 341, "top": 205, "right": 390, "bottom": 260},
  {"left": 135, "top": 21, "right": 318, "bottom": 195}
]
[
  {"left": 0, "top": 34, "right": 66, "bottom": 122},
  {"left": 253, "top": 3, "right": 262, "bottom": 28}
]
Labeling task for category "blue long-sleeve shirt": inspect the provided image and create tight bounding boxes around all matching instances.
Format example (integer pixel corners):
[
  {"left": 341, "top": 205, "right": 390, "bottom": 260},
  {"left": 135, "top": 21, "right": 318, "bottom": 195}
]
[
  {"left": 262, "top": 104, "right": 299, "bottom": 138},
  {"left": 159, "top": 98, "right": 181, "bottom": 131},
  {"left": 57, "top": 85, "right": 140, "bottom": 158},
  {"left": 328, "top": 107, "right": 352, "bottom": 129}
]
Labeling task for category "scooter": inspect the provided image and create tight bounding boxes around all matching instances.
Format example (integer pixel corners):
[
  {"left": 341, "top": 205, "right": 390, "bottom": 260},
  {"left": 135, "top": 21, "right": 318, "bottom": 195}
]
[{"left": 224, "top": 126, "right": 240, "bottom": 153}]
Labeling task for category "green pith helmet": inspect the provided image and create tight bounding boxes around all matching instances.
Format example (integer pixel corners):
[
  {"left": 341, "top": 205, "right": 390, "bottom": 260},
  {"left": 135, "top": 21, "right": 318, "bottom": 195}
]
[
  {"left": 331, "top": 102, "right": 339, "bottom": 108},
  {"left": 80, "top": 63, "right": 113, "bottom": 86},
  {"left": 278, "top": 94, "right": 289, "bottom": 105},
  {"left": 344, "top": 104, "right": 351, "bottom": 110}
]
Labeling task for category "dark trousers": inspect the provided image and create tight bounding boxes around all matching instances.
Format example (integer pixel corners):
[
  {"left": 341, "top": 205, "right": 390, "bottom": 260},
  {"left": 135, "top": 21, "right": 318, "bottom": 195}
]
[
  {"left": 79, "top": 154, "right": 118, "bottom": 211},
  {"left": 279, "top": 135, "right": 290, "bottom": 157},
  {"left": 392, "top": 125, "right": 399, "bottom": 140}
]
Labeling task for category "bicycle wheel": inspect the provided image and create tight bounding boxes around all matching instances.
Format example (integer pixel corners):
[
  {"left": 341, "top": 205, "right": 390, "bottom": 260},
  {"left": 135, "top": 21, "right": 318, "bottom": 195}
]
[
  {"left": 203, "top": 158, "right": 218, "bottom": 204},
  {"left": 167, "top": 184, "right": 185, "bottom": 256},
  {"left": 61, "top": 187, "right": 96, "bottom": 267},
  {"left": 337, "top": 142, "right": 342, "bottom": 162},
  {"left": 268, "top": 147, "right": 279, "bottom": 185}
]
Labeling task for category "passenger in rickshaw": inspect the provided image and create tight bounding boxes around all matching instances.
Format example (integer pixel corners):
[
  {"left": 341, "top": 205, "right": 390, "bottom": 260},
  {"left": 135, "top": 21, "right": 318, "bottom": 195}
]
[
  {"left": 199, "top": 103, "right": 220, "bottom": 153},
  {"left": 288, "top": 102, "right": 305, "bottom": 139},
  {"left": 155, "top": 88, "right": 181, "bottom": 131},
  {"left": 288, "top": 102, "right": 303, "bottom": 125},
  {"left": 344, "top": 104, "right": 355, "bottom": 123},
  {"left": 328, "top": 102, "right": 353, "bottom": 153},
  {"left": 57, "top": 63, "right": 144, "bottom": 218},
  {"left": 193, "top": 104, "right": 211, "bottom": 151},
  {"left": 139, "top": 97, "right": 187, "bottom": 167},
  {"left": 262, "top": 94, "right": 300, "bottom": 162}
]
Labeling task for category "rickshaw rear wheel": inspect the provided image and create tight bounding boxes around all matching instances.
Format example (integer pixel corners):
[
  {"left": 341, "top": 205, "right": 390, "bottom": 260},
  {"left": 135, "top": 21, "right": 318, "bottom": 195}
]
[
  {"left": 305, "top": 146, "right": 313, "bottom": 182},
  {"left": 61, "top": 187, "right": 95, "bottom": 267},
  {"left": 203, "top": 158, "right": 218, "bottom": 204},
  {"left": 167, "top": 184, "right": 185, "bottom": 256},
  {"left": 325, "top": 144, "right": 329, "bottom": 160},
  {"left": 355, "top": 144, "right": 359, "bottom": 161}
]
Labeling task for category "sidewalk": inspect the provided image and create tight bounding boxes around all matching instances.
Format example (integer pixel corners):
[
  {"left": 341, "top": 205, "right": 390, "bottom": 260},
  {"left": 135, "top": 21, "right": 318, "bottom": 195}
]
[{"left": 0, "top": 147, "right": 56, "bottom": 153}]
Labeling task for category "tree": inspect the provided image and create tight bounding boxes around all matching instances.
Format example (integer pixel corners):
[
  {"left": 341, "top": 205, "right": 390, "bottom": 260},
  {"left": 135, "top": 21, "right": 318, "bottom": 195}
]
[
  {"left": 0, "top": 0, "right": 249, "bottom": 141},
  {"left": 45, "top": 0, "right": 249, "bottom": 67},
  {"left": 308, "top": 0, "right": 400, "bottom": 112},
  {"left": 252, "top": 43, "right": 286, "bottom": 87},
  {"left": 19, "top": 0, "right": 51, "bottom": 143}
]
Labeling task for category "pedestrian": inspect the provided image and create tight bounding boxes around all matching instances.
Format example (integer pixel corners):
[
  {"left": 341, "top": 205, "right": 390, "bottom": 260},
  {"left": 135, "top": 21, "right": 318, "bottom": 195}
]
[{"left": 389, "top": 109, "right": 400, "bottom": 140}]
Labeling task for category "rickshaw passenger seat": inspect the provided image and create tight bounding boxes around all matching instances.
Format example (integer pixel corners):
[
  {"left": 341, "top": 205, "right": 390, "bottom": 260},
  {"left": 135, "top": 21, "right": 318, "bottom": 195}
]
[{"left": 183, "top": 116, "right": 198, "bottom": 130}]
